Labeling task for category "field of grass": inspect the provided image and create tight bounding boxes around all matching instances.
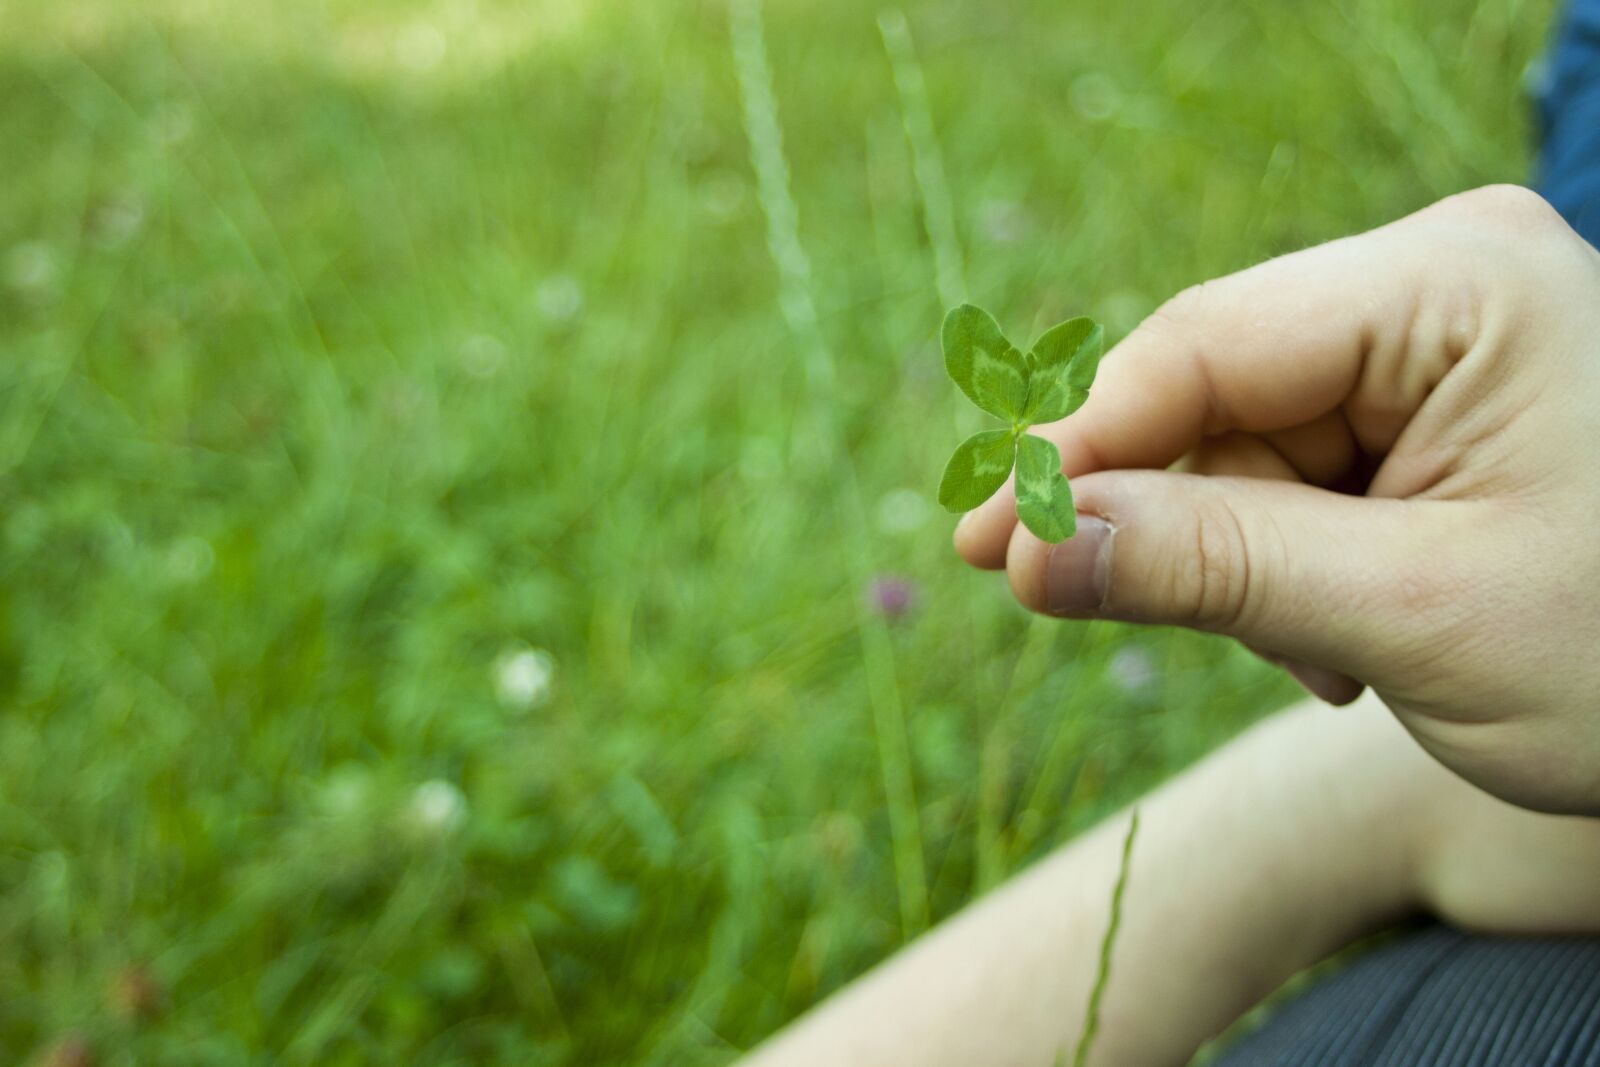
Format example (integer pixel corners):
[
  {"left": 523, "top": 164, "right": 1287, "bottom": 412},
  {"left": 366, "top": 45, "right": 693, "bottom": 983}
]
[{"left": 0, "top": 0, "right": 1554, "bottom": 1063}]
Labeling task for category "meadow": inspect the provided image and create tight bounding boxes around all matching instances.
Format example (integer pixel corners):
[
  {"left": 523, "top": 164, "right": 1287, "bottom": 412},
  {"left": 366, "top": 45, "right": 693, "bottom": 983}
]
[{"left": 0, "top": 0, "right": 1554, "bottom": 1063}]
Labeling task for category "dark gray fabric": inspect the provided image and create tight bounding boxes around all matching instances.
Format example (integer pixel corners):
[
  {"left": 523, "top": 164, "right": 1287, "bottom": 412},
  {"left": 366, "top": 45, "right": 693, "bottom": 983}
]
[{"left": 1211, "top": 926, "right": 1600, "bottom": 1067}]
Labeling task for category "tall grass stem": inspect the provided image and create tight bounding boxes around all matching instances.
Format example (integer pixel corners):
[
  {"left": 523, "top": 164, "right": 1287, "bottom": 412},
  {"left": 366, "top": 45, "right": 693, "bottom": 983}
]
[
  {"left": 730, "top": 0, "right": 929, "bottom": 937},
  {"left": 1072, "top": 809, "right": 1140, "bottom": 1067},
  {"left": 877, "top": 9, "right": 967, "bottom": 310}
]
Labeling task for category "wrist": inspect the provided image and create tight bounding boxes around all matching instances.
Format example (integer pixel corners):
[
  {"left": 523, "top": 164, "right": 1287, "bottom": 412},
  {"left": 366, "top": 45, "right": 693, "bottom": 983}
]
[{"left": 1405, "top": 746, "right": 1600, "bottom": 934}]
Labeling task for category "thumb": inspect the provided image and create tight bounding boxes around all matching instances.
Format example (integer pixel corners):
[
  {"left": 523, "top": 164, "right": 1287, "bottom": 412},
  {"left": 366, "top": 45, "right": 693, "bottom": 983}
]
[{"left": 1006, "top": 469, "right": 1463, "bottom": 685}]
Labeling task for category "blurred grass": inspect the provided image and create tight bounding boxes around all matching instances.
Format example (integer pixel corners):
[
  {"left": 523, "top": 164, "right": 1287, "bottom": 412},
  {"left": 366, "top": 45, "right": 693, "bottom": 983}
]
[{"left": 0, "top": 0, "right": 1553, "bottom": 1063}]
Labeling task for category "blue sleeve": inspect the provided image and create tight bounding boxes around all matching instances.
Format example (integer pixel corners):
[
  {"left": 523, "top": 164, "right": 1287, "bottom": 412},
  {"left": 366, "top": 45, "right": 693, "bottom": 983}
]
[{"left": 1536, "top": 0, "right": 1600, "bottom": 246}]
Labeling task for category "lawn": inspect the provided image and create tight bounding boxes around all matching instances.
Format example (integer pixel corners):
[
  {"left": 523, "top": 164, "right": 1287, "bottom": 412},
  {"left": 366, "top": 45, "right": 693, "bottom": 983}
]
[{"left": 0, "top": 0, "right": 1553, "bottom": 1063}]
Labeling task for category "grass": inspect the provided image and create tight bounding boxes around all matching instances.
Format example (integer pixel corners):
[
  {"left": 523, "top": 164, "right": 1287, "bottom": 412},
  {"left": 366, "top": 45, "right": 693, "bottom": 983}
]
[
  {"left": 1071, "top": 809, "right": 1139, "bottom": 1067},
  {"left": 0, "top": 0, "right": 1552, "bottom": 1063}
]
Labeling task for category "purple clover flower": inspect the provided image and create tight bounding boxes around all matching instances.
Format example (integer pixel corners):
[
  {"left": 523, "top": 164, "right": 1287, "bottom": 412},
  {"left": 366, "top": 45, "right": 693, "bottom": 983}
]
[{"left": 866, "top": 575, "right": 918, "bottom": 620}]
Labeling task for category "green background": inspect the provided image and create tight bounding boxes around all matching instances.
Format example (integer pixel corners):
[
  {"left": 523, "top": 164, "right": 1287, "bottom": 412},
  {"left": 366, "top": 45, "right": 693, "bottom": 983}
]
[{"left": 0, "top": 0, "right": 1554, "bottom": 1062}]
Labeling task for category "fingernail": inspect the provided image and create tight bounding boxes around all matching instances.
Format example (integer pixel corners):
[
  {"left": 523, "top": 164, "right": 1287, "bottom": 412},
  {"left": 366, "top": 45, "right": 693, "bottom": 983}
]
[{"left": 1045, "top": 516, "right": 1113, "bottom": 615}]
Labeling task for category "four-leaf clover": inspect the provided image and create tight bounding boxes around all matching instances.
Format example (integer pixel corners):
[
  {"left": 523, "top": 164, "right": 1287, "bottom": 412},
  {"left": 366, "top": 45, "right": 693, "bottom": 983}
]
[{"left": 937, "top": 304, "right": 1106, "bottom": 543}]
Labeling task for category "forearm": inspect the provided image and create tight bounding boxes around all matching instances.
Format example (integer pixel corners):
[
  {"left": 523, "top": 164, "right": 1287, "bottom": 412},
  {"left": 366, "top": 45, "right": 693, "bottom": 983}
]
[{"left": 742, "top": 696, "right": 1432, "bottom": 1067}]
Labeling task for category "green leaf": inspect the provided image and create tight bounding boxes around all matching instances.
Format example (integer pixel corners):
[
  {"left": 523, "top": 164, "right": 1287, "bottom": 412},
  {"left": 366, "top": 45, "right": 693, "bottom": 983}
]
[
  {"left": 938, "top": 429, "right": 1016, "bottom": 513},
  {"left": 942, "top": 304, "right": 1029, "bottom": 421},
  {"left": 1023, "top": 317, "right": 1104, "bottom": 424},
  {"left": 1014, "top": 434, "right": 1077, "bottom": 542}
]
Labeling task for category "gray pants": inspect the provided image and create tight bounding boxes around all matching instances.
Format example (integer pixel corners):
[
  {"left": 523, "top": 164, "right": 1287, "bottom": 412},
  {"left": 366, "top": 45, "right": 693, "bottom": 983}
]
[{"left": 1213, "top": 926, "right": 1600, "bottom": 1066}]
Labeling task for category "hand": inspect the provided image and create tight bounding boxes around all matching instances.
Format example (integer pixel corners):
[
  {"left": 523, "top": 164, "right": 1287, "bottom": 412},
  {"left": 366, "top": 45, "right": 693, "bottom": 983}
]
[{"left": 957, "top": 185, "right": 1600, "bottom": 814}]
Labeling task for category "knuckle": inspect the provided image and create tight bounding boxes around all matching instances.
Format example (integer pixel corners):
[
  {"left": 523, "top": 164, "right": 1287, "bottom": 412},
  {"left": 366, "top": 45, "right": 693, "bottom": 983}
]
[
  {"left": 1430, "top": 184, "right": 1565, "bottom": 235},
  {"left": 1406, "top": 185, "right": 1587, "bottom": 307},
  {"left": 1174, "top": 496, "right": 1253, "bottom": 630},
  {"left": 1147, "top": 281, "right": 1214, "bottom": 335},
  {"left": 1133, "top": 284, "right": 1226, "bottom": 425}
]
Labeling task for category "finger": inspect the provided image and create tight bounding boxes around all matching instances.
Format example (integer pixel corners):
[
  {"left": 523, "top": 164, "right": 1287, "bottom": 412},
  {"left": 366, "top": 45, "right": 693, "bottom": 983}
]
[
  {"left": 1004, "top": 469, "right": 1471, "bottom": 685},
  {"left": 956, "top": 197, "right": 1479, "bottom": 570},
  {"left": 1242, "top": 641, "right": 1365, "bottom": 705},
  {"left": 1262, "top": 411, "right": 1364, "bottom": 489},
  {"left": 1174, "top": 433, "right": 1299, "bottom": 480},
  {"left": 1284, "top": 662, "right": 1366, "bottom": 705}
]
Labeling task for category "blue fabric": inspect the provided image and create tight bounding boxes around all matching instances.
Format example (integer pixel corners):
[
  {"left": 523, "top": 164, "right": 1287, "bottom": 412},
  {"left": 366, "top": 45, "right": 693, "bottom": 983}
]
[{"left": 1537, "top": 0, "right": 1600, "bottom": 245}]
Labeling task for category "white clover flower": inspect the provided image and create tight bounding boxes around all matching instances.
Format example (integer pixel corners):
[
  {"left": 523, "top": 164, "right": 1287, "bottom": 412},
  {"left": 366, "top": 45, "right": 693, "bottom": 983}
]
[
  {"left": 977, "top": 198, "right": 1026, "bottom": 245},
  {"left": 1108, "top": 646, "right": 1159, "bottom": 696},
  {"left": 1103, "top": 290, "right": 1152, "bottom": 335},
  {"left": 535, "top": 275, "right": 583, "bottom": 323},
  {"left": 4, "top": 241, "right": 58, "bottom": 300},
  {"left": 91, "top": 193, "right": 147, "bottom": 248},
  {"left": 1070, "top": 73, "right": 1121, "bottom": 122},
  {"left": 318, "top": 764, "right": 374, "bottom": 817},
  {"left": 876, "top": 488, "right": 929, "bottom": 535},
  {"left": 381, "top": 376, "right": 425, "bottom": 424},
  {"left": 494, "top": 646, "right": 555, "bottom": 712},
  {"left": 166, "top": 536, "right": 214, "bottom": 583},
  {"left": 698, "top": 170, "right": 748, "bottom": 223},
  {"left": 459, "top": 333, "right": 508, "bottom": 379},
  {"left": 407, "top": 779, "right": 467, "bottom": 836},
  {"left": 149, "top": 103, "right": 194, "bottom": 146},
  {"left": 396, "top": 23, "right": 447, "bottom": 71}
]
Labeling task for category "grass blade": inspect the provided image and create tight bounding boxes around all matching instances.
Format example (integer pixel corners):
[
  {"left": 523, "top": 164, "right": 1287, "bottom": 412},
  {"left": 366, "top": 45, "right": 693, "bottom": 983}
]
[{"left": 1073, "top": 809, "right": 1140, "bottom": 1067}]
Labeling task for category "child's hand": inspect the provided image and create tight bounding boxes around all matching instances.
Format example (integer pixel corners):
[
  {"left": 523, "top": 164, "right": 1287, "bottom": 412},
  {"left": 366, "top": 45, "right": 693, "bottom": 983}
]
[{"left": 956, "top": 185, "right": 1600, "bottom": 815}]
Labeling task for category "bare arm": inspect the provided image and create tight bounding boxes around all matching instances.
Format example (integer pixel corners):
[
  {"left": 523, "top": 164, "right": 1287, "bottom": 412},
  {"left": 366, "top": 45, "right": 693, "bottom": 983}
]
[{"left": 743, "top": 694, "right": 1600, "bottom": 1067}]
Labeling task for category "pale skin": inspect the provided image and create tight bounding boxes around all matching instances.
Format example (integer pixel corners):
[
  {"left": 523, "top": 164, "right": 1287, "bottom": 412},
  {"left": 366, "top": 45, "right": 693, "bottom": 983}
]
[{"left": 743, "top": 187, "right": 1600, "bottom": 1065}]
